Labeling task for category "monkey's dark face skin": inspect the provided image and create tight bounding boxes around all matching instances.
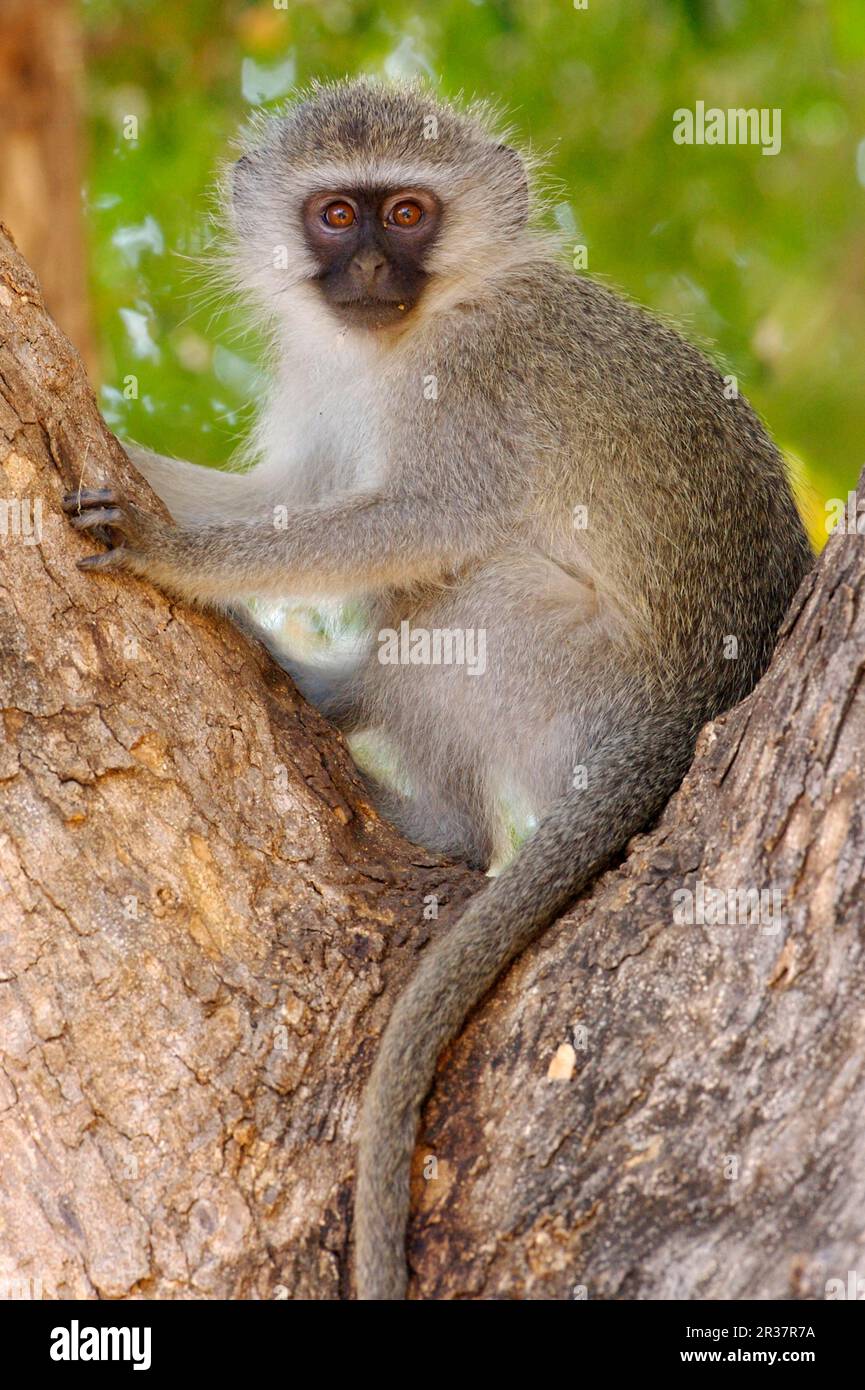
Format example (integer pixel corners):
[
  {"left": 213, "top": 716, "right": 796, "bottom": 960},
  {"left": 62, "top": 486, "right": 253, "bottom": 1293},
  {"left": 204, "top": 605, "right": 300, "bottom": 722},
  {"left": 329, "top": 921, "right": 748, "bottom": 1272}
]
[{"left": 302, "top": 186, "right": 442, "bottom": 330}]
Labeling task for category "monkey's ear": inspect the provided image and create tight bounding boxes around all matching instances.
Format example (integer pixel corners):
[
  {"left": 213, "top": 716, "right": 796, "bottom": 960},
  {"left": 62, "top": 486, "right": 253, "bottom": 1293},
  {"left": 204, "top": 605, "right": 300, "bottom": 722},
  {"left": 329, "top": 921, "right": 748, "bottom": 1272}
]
[{"left": 496, "top": 144, "right": 530, "bottom": 225}]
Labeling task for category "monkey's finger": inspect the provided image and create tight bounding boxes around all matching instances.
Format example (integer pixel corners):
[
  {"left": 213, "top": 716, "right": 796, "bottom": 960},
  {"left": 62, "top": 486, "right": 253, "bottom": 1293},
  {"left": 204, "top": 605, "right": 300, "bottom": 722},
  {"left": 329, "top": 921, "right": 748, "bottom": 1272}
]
[
  {"left": 62, "top": 488, "right": 118, "bottom": 512},
  {"left": 69, "top": 507, "right": 127, "bottom": 531},
  {"left": 77, "top": 549, "right": 129, "bottom": 572}
]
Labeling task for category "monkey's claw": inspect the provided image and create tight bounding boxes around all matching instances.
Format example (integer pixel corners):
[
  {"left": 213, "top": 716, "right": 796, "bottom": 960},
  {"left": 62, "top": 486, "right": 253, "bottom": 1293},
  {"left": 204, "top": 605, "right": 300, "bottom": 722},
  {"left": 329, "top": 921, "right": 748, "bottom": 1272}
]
[
  {"left": 62, "top": 487, "right": 119, "bottom": 513},
  {"left": 68, "top": 507, "right": 125, "bottom": 531},
  {"left": 77, "top": 549, "right": 129, "bottom": 572}
]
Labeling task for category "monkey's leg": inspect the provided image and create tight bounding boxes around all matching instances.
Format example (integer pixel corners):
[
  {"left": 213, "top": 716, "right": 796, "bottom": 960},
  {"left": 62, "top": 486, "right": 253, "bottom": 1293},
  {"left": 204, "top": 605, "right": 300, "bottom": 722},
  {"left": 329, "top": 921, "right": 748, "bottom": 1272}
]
[
  {"left": 356, "top": 765, "right": 492, "bottom": 868},
  {"left": 353, "top": 554, "right": 605, "bottom": 873},
  {"left": 225, "top": 602, "right": 367, "bottom": 728},
  {"left": 234, "top": 606, "right": 491, "bottom": 859},
  {"left": 271, "top": 651, "right": 365, "bottom": 726}
]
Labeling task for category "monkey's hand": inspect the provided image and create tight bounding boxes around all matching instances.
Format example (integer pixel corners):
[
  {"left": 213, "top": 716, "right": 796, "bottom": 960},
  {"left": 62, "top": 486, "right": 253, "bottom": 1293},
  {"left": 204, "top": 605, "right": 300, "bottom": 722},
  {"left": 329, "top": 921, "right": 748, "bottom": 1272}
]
[{"left": 62, "top": 487, "right": 173, "bottom": 578}]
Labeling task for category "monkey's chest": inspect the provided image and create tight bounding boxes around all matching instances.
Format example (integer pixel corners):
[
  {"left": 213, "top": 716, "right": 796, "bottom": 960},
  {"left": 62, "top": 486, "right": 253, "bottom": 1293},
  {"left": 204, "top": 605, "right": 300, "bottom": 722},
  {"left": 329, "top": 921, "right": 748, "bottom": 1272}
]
[{"left": 268, "top": 366, "right": 387, "bottom": 502}]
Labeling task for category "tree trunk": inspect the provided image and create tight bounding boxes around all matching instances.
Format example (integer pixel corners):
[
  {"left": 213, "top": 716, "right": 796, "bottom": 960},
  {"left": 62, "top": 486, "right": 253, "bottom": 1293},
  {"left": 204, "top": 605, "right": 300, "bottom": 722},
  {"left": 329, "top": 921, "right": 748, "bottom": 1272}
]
[
  {"left": 0, "top": 225, "right": 862, "bottom": 1302},
  {"left": 0, "top": 0, "right": 96, "bottom": 379}
]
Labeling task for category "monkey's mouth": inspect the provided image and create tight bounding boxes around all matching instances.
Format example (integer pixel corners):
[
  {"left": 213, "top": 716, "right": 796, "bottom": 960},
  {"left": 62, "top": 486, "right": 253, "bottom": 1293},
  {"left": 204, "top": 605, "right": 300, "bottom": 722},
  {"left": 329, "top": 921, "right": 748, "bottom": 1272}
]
[{"left": 331, "top": 297, "right": 417, "bottom": 330}]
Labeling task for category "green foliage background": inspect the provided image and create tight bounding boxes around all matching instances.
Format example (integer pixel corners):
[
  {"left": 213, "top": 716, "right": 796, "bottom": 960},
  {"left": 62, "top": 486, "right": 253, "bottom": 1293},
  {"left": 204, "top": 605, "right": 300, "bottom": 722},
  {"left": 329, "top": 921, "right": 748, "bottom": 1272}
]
[{"left": 83, "top": 0, "right": 865, "bottom": 546}]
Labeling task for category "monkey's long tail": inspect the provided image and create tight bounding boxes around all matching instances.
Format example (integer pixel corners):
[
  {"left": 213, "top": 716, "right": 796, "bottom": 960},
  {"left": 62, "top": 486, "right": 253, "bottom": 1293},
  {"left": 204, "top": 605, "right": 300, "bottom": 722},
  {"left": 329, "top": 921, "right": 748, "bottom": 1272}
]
[{"left": 354, "top": 710, "right": 695, "bottom": 1299}]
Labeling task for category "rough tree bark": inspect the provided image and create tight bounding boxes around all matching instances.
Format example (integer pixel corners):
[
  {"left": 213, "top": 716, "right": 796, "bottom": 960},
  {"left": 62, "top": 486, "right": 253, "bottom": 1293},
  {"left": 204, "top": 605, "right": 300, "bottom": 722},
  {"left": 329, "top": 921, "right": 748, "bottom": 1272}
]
[
  {"left": 0, "top": 0, "right": 96, "bottom": 378},
  {"left": 0, "top": 225, "right": 862, "bottom": 1302}
]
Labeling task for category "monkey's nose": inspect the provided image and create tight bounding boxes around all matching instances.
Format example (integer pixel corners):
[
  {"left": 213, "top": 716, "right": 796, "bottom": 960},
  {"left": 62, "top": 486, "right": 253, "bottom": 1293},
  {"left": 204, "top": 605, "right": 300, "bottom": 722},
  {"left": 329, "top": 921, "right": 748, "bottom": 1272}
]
[{"left": 349, "top": 250, "right": 387, "bottom": 286}]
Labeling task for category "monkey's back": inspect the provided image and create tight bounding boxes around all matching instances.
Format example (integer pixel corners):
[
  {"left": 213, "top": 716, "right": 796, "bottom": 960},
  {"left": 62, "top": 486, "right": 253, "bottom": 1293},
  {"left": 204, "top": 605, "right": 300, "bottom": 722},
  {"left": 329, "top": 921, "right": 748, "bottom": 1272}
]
[{"left": 458, "top": 262, "right": 813, "bottom": 717}]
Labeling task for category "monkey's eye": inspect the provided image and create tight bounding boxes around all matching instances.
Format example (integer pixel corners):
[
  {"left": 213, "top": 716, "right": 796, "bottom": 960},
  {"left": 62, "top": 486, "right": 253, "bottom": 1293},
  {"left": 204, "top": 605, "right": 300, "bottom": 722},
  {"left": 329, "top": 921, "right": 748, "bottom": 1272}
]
[
  {"left": 323, "top": 201, "right": 356, "bottom": 229},
  {"left": 387, "top": 201, "right": 424, "bottom": 229}
]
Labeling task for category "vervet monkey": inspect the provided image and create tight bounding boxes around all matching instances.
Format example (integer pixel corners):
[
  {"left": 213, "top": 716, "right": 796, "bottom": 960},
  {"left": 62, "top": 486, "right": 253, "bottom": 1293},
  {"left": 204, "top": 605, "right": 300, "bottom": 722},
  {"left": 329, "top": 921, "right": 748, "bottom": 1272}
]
[{"left": 64, "top": 78, "right": 812, "bottom": 1300}]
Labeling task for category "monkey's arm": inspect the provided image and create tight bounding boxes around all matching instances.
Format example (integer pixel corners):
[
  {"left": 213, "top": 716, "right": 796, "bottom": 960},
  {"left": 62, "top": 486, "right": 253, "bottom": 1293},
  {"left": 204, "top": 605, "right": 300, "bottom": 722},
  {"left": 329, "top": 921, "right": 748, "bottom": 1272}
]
[
  {"left": 124, "top": 444, "right": 263, "bottom": 527},
  {"left": 62, "top": 487, "right": 498, "bottom": 603}
]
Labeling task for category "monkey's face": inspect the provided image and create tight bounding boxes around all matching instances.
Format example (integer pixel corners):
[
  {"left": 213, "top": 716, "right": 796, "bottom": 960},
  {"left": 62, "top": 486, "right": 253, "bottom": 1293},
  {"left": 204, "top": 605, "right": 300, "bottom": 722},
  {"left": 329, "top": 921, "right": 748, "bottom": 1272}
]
[
  {"left": 301, "top": 186, "right": 442, "bottom": 330},
  {"left": 228, "top": 80, "right": 533, "bottom": 334}
]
